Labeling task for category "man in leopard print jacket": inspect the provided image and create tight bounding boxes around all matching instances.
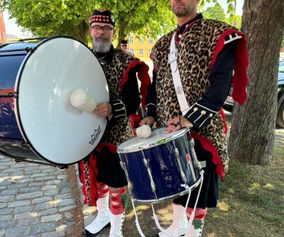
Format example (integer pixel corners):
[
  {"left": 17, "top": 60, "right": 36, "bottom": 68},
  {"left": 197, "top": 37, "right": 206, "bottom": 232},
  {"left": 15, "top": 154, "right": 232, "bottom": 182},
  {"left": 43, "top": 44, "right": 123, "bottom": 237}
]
[
  {"left": 79, "top": 9, "right": 151, "bottom": 237},
  {"left": 140, "top": 0, "right": 249, "bottom": 236}
]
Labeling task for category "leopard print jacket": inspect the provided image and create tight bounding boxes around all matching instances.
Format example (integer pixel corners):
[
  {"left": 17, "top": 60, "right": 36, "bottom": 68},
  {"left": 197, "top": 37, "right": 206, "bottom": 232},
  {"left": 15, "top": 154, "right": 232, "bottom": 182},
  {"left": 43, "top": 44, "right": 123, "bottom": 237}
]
[
  {"left": 151, "top": 19, "right": 237, "bottom": 172},
  {"left": 99, "top": 49, "right": 139, "bottom": 146}
]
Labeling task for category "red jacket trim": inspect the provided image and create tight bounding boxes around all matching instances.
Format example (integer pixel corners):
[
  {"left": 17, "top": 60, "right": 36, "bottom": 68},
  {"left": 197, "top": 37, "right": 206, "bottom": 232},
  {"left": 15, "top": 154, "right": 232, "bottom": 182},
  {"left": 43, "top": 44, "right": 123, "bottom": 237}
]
[{"left": 119, "top": 60, "right": 151, "bottom": 109}]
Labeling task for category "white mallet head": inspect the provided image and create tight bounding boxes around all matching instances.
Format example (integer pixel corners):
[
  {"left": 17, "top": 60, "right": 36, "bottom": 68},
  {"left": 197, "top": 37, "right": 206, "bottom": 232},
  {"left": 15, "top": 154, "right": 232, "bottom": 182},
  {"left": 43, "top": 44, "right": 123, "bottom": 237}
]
[
  {"left": 70, "top": 89, "right": 97, "bottom": 113},
  {"left": 136, "top": 124, "right": 152, "bottom": 138}
]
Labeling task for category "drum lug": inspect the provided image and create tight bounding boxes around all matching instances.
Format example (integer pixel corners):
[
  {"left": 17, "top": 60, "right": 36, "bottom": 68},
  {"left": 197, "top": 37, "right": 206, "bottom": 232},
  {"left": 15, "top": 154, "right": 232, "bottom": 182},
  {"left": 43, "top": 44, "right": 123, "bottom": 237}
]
[
  {"left": 25, "top": 47, "right": 35, "bottom": 53},
  {"left": 0, "top": 92, "right": 18, "bottom": 98},
  {"left": 21, "top": 142, "right": 30, "bottom": 147},
  {"left": 9, "top": 92, "right": 19, "bottom": 98}
]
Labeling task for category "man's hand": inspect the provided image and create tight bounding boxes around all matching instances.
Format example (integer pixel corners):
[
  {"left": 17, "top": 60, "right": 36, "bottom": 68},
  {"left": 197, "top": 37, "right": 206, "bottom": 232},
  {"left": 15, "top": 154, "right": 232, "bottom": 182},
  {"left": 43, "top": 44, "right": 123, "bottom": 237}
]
[
  {"left": 139, "top": 116, "right": 155, "bottom": 127},
  {"left": 165, "top": 116, "right": 193, "bottom": 133},
  {"left": 94, "top": 102, "right": 112, "bottom": 118}
]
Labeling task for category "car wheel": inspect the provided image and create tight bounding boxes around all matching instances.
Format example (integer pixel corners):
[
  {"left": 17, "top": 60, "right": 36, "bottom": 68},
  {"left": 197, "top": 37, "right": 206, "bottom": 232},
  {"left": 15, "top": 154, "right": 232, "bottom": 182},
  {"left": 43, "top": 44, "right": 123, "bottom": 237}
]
[{"left": 276, "top": 95, "right": 284, "bottom": 128}]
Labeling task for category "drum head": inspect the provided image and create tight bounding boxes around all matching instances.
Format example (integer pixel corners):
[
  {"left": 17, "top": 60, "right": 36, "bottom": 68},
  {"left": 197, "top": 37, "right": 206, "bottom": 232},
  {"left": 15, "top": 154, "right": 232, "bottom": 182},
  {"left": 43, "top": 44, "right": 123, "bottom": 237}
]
[
  {"left": 118, "top": 128, "right": 189, "bottom": 153},
  {"left": 15, "top": 36, "right": 108, "bottom": 165}
]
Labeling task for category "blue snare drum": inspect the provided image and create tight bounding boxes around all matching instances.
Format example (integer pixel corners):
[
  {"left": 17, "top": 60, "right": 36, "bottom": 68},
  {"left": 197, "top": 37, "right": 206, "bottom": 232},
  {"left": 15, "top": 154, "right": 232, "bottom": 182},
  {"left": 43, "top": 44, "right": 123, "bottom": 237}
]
[
  {"left": 0, "top": 37, "right": 108, "bottom": 166},
  {"left": 118, "top": 128, "right": 201, "bottom": 203}
]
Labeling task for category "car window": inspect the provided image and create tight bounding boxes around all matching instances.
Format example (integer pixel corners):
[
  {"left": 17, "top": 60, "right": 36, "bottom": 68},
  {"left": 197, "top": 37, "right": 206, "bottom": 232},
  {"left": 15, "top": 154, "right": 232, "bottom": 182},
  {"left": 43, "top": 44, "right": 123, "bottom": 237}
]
[{"left": 279, "top": 60, "right": 284, "bottom": 73}]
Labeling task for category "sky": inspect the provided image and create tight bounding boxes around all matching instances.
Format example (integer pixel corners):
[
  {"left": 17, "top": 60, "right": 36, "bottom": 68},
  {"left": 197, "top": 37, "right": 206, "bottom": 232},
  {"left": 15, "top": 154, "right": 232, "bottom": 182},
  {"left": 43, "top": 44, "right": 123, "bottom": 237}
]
[{"left": 3, "top": 0, "right": 245, "bottom": 38}]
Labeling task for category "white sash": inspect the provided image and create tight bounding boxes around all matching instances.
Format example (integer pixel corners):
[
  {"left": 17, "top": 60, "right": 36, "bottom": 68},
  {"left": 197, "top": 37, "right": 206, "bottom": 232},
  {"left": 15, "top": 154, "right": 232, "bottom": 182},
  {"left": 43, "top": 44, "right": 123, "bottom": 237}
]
[{"left": 168, "top": 33, "right": 190, "bottom": 116}]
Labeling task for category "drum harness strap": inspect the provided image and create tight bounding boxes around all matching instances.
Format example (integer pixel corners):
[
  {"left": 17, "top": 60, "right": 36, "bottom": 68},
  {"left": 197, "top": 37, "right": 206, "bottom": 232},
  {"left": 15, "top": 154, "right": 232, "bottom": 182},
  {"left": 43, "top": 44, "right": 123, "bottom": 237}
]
[{"left": 168, "top": 32, "right": 207, "bottom": 170}]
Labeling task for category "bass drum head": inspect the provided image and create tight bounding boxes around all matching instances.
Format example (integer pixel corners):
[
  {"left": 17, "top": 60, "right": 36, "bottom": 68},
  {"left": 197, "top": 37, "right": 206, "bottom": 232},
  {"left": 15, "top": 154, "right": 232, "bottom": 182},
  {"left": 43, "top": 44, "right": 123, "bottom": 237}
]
[{"left": 15, "top": 36, "right": 108, "bottom": 165}]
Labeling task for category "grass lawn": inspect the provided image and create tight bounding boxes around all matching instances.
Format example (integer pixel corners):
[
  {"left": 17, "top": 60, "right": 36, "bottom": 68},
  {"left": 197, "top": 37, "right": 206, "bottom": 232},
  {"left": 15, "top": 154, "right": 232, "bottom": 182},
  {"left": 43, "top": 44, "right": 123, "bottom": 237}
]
[
  {"left": 204, "top": 146, "right": 284, "bottom": 237},
  {"left": 123, "top": 135, "right": 284, "bottom": 237}
]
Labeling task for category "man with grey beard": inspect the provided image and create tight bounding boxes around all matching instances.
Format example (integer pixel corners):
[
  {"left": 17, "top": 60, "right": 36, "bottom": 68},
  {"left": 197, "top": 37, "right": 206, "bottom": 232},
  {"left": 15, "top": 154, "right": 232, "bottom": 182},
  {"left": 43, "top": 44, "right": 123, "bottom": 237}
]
[{"left": 79, "top": 9, "right": 151, "bottom": 237}]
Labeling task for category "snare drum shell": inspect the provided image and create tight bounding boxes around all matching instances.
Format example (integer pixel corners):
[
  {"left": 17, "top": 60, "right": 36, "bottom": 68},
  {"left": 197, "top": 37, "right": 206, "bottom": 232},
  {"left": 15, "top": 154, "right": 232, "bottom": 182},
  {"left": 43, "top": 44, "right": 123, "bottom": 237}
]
[{"left": 118, "top": 128, "right": 201, "bottom": 202}]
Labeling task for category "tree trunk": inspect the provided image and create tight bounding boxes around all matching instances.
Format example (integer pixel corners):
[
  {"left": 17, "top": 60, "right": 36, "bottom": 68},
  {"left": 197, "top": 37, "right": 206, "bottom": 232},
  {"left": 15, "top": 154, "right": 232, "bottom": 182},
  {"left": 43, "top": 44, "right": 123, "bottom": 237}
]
[
  {"left": 117, "top": 18, "right": 128, "bottom": 49},
  {"left": 228, "top": 0, "right": 284, "bottom": 165}
]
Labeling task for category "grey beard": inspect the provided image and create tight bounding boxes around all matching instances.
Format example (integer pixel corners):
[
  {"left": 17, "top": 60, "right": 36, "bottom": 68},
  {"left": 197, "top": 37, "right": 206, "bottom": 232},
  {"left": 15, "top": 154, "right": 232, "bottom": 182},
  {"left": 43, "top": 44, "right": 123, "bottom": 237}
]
[{"left": 92, "top": 41, "right": 112, "bottom": 53}]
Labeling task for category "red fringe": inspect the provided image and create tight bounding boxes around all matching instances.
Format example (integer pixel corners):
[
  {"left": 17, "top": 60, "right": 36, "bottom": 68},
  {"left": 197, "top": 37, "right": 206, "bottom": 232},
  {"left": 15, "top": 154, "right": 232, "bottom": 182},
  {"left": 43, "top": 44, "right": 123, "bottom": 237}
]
[
  {"left": 191, "top": 132, "right": 225, "bottom": 180},
  {"left": 119, "top": 60, "right": 151, "bottom": 109},
  {"left": 79, "top": 153, "right": 98, "bottom": 206},
  {"left": 211, "top": 29, "right": 249, "bottom": 106},
  {"left": 129, "top": 113, "right": 141, "bottom": 131}
]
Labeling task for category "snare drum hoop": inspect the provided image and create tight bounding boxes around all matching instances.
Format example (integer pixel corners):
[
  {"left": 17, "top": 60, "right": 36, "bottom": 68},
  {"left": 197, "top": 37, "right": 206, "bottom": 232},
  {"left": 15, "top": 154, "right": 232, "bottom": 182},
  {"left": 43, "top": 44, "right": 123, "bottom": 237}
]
[
  {"left": 13, "top": 36, "right": 108, "bottom": 165},
  {"left": 117, "top": 128, "right": 189, "bottom": 153}
]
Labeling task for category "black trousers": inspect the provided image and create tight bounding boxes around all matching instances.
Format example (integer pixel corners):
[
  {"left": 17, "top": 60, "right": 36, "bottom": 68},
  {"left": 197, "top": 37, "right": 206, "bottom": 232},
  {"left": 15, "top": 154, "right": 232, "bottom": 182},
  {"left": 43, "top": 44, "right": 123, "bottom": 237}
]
[
  {"left": 173, "top": 140, "right": 219, "bottom": 209},
  {"left": 95, "top": 147, "right": 127, "bottom": 188}
]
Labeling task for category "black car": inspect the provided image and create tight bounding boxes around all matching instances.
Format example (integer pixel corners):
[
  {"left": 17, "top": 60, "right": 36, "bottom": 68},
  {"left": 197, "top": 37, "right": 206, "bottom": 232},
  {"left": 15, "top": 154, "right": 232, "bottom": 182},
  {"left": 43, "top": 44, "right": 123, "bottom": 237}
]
[{"left": 223, "top": 60, "right": 284, "bottom": 128}]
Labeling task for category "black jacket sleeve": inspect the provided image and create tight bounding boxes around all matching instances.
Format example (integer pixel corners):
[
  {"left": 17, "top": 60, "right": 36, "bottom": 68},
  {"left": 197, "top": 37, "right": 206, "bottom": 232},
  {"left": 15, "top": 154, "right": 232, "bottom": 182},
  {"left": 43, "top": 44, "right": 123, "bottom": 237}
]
[
  {"left": 109, "top": 66, "right": 140, "bottom": 120},
  {"left": 145, "top": 69, "right": 157, "bottom": 118},
  {"left": 184, "top": 41, "right": 238, "bottom": 131}
]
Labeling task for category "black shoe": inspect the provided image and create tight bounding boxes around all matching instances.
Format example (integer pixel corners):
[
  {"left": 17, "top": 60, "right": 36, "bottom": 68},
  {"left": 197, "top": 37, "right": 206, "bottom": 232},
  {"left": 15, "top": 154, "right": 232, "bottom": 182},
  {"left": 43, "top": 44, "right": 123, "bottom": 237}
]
[
  {"left": 83, "top": 229, "right": 96, "bottom": 237},
  {"left": 83, "top": 223, "right": 111, "bottom": 236}
]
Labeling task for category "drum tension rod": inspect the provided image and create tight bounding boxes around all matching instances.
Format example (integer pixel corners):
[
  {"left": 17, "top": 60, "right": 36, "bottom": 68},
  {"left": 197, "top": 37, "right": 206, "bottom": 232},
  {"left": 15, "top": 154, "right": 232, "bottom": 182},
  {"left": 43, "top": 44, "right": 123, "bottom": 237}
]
[
  {"left": 0, "top": 92, "right": 18, "bottom": 98},
  {"left": 21, "top": 142, "right": 30, "bottom": 147},
  {"left": 25, "top": 47, "right": 35, "bottom": 52}
]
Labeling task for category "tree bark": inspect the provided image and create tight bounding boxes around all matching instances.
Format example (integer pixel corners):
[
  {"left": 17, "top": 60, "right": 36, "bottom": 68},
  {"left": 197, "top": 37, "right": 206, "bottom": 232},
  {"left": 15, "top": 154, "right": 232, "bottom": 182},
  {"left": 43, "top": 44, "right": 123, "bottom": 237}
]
[{"left": 228, "top": 0, "right": 284, "bottom": 165}]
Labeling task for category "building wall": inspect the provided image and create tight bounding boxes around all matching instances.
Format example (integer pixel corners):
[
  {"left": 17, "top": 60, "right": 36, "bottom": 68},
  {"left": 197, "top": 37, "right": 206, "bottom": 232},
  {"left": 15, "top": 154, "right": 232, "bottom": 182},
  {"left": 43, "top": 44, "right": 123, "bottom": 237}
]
[
  {"left": 127, "top": 34, "right": 155, "bottom": 62},
  {"left": 0, "top": 12, "right": 7, "bottom": 43}
]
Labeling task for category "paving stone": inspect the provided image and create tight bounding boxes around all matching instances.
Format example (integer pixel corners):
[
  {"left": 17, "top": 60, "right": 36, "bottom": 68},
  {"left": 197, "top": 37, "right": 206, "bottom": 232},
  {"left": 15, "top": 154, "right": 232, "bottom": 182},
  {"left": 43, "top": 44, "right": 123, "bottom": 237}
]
[
  {"left": 0, "top": 195, "right": 14, "bottom": 202},
  {"left": 0, "top": 214, "right": 12, "bottom": 222},
  {"left": 49, "top": 181, "right": 63, "bottom": 187},
  {"left": 41, "top": 214, "right": 62, "bottom": 223},
  {"left": 34, "top": 176, "right": 56, "bottom": 182},
  {"left": 43, "top": 189, "right": 59, "bottom": 196},
  {"left": 16, "top": 218, "right": 39, "bottom": 226},
  {"left": 28, "top": 182, "right": 45, "bottom": 187},
  {"left": 14, "top": 212, "right": 38, "bottom": 220},
  {"left": 30, "top": 223, "right": 57, "bottom": 234},
  {"left": 0, "top": 207, "right": 13, "bottom": 215},
  {"left": 38, "top": 208, "right": 58, "bottom": 216},
  {"left": 35, "top": 202, "right": 54, "bottom": 211},
  {"left": 0, "top": 188, "right": 17, "bottom": 195},
  {"left": 19, "top": 186, "right": 41, "bottom": 193},
  {"left": 0, "top": 185, "right": 7, "bottom": 190},
  {"left": 57, "top": 175, "right": 67, "bottom": 179},
  {"left": 5, "top": 227, "right": 30, "bottom": 237},
  {"left": 41, "top": 185, "right": 58, "bottom": 191},
  {"left": 8, "top": 200, "right": 31, "bottom": 208},
  {"left": 16, "top": 191, "right": 43, "bottom": 200},
  {"left": 14, "top": 205, "right": 33, "bottom": 214},
  {"left": 0, "top": 202, "right": 7, "bottom": 208},
  {"left": 41, "top": 231, "right": 65, "bottom": 237},
  {"left": 32, "top": 196, "right": 53, "bottom": 204}
]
